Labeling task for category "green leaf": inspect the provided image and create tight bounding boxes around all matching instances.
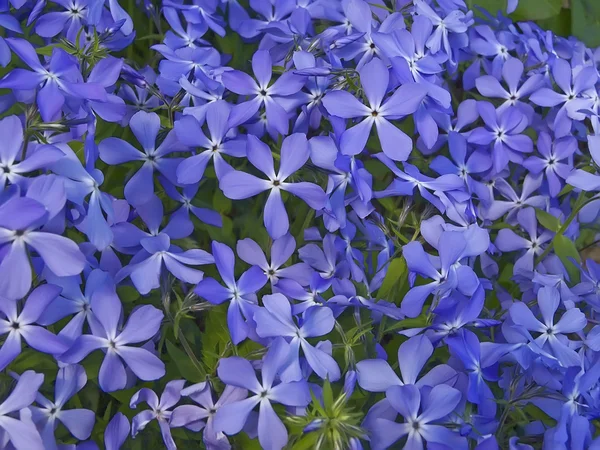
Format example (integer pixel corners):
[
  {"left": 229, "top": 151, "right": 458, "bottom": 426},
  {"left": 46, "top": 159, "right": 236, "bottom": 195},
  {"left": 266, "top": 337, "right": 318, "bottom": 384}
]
[
  {"left": 376, "top": 197, "right": 397, "bottom": 213},
  {"left": 310, "top": 388, "right": 327, "bottom": 416},
  {"left": 553, "top": 234, "right": 581, "bottom": 283},
  {"left": 322, "top": 378, "right": 333, "bottom": 412},
  {"left": 106, "top": 383, "right": 148, "bottom": 404},
  {"left": 292, "top": 433, "right": 320, "bottom": 450},
  {"left": 377, "top": 258, "right": 407, "bottom": 300},
  {"left": 35, "top": 43, "right": 72, "bottom": 56},
  {"left": 235, "top": 433, "right": 263, "bottom": 450},
  {"left": 558, "top": 183, "right": 574, "bottom": 197},
  {"left": 117, "top": 285, "right": 140, "bottom": 303},
  {"left": 8, "top": 349, "right": 57, "bottom": 377},
  {"left": 466, "top": 0, "right": 507, "bottom": 16},
  {"left": 199, "top": 304, "right": 231, "bottom": 372},
  {"left": 166, "top": 340, "right": 205, "bottom": 382},
  {"left": 383, "top": 315, "right": 428, "bottom": 334},
  {"left": 535, "top": 209, "right": 560, "bottom": 232},
  {"left": 537, "top": 7, "right": 571, "bottom": 37},
  {"left": 212, "top": 188, "right": 232, "bottom": 214},
  {"left": 554, "top": 234, "right": 581, "bottom": 262},
  {"left": 512, "top": 0, "right": 562, "bottom": 20},
  {"left": 523, "top": 404, "right": 556, "bottom": 426},
  {"left": 136, "top": 33, "right": 165, "bottom": 41},
  {"left": 572, "top": 0, "right": 600, "bottom": 47}
]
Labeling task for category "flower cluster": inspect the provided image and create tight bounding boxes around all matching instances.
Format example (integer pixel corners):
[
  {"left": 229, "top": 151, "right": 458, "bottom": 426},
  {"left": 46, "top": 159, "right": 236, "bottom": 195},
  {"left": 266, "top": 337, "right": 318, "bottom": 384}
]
[{"left": 0, "top": 0, "right": 599, "bottom": 449}]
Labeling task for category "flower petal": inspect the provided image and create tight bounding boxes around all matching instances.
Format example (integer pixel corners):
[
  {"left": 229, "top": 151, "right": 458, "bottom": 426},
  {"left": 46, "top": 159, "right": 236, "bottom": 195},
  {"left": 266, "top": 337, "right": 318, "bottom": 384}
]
[
  {"left": 264, "top": 189, "right": 289, "bottom": 239},
  {"left": 117, "top": 346, "right": 165, "bottom": 381},
  {"left": 117, "top": 305, "right": 163, "bottom": 345}
]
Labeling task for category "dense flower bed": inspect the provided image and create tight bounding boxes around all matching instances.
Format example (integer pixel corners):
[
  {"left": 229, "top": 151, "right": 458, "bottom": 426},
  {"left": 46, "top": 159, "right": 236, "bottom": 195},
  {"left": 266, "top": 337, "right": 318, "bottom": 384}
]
[{"left": 0, "top": 0, "right": 599, "bottom": 449}]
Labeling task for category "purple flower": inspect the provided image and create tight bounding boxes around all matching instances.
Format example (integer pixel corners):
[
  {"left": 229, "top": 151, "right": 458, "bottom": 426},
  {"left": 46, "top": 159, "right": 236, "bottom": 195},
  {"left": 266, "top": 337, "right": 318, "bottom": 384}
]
[
  {"left": 475, "top": 57, "right": 543, "bottom": 118},
  {"left": 495, "top": 207, "right": 552, "bottom": 274},
  {"left": 213, "top": 338, "right": 311, "bottom": 450},
  {"left": 118, "top": 66, "right": 160, "bottom": 121},
  {"left": 308, "top": 135, "right": 374, "bottom": 232},
  {"left": 274, "top": 272, "right": 332, "bottom": 315},
  {"left": 465, "top": 25, "right": 515, "bottom": 89},
  {"left": 59, "top": 281, "right": 165, "bottom": 392},
  {"left": 85, "top": 56, "right": 127, "bottom": 123},
  {"left": 49, "top": 145, "right": 114, "bottom": 251},
  {"left": 573, "top": 259, "right": 600, "bottom": 307},
  {"left": 0, "top": 13, "right": 21, "bottom": 67},
  {"left": 0, "top": 38, "right": 107, "bottom": 121},
  {"left": 523, "top": 132, "right": 576, "bottom": 197},
  {"left": 175, "top": 100, "right": 246, "bottom": 184},
  {"left": 35, "top": 0, "right": 94, "bottom": 41},
  {"left": 221, "top": 50, "right": 305, "bottom": 135},
  {"left": 112, "top": 194, "right": 192, "bottom": 249},
  {"left": 430, "top": 132, "right": 492, "bottom": 202},
  {"left": 509, "top": 286, "right": 586, "bottom": 367},
  {"left": 373, "top": 153, "right": 464, "bottom": 212},
  {"left": 194, "top": 241, "right": 267, "bottom": 345},
  {"left": 161, "top": 179, "right": 223, "bottom": 228},
  {"left": 427, "top": 285, "right": 500, "bottom": 340},
  {"left": 356, "top": 334, "right": 456, "bottom": 393},
  {"left": 0, "top": 116, "right": 64, "bottom": 190},
  {"left": 105, "top": 413, "right": 130, "bottom": 450},
  {"left": 446, "top": 330, "right": 500, "bottom": 418},
  {"left": 254, "top": 295, "right": 340, "bottom": 382},
  {"left": 38, "top": 269, "right": 110, "bottom": 343},
  {"left": 151, "top": 45, "right": 220, "bottom": 93},
  {"left": 170, "top": 382, "right": 248, "bottom": 449},
  {"left": 0, "top": 195, "right": 86, "bottom": 300},
  {"left": 482, "top": 173, "right": 546, "bottom": 222},
  {"left": 298, "top": 233, "right": 349, "bottom": 280},
  {"left": 130, "top": 380, "right": 186, "bottom": 450},
  {"left": 115, "top": 196, "right": 214, "bottom": 295},
  {"left": 98, "top": 111, "right": 185, "bottom": 206},
  {"left": 415, "top": 0, "right": 471, "bottom": 61},
  {"left": 0, "top": 284, "right": 68, "bottom": 371},
  {"left": 400, "top": 230, "right": 480, "bottom": 317},
  {"left": 236, "top": 234, "right": 313, "bottom": 286},
  {"left": 333, "top": 0, "right": 401, "bottom": 69},
  {"left": 374, "top": 15, "right": 442, "bottom": 82},
  {"left": 162, "top": 6, "right": 211, "bottom": 50},
  {"left": 530, "top": 59, "right": 597, "bottom": 137},
  {"left": 219, "top": 133, "right": 327, "bottom": 239},
  {"left": 0, "top": 370, "right": 45, "bottom": 450},
  {"left": 165, "top": 0, "right": 225, "bottom": 37},
  {"left": 566, "top": 134, "right": 600, "bottom": 191},
  {"left": 468, "top": 102, "right": 533, "bottom": 173},
  {"left": 368, "top": 383, "right": 466, "bottom": 449},
  {"left": 322, "top": 57, "right": 427, "bottom": 161},
  {"left": 291, "top": 51, "right": 332, "bottom": 133},
  {"left": 30, "top": 364, "right": 95, "bottom": 449},
  {"left": 234, "top": 0, "right": 292, "bottom": 39}
]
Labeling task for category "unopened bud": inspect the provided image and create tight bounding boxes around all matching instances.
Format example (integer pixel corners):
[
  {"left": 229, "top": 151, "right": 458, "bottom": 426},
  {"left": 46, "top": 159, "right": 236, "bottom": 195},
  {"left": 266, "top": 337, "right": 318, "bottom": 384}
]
[{"left": 122, "top": 64, "right": 148, "bottom": 88}]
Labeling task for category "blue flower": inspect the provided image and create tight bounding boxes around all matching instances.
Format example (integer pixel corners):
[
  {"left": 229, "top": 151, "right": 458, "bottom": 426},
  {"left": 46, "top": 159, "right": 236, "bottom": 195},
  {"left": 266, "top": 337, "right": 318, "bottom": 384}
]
[
  {"left": 59, "top": 279, "right": 165, "bottom": 392},
  {"left": 0, "top": 38, "right": 107, "bottom": 121},
  {"left": 219, "top": 133, "right": 327, "bottom": 239},
  {"left": 254, "top": 295, "right": 340, "bottom": 382},
  {"left": 322, "top": 57, "right": 427, "bottom": 161},
  {"left": 0, "top": 370, "right": 45, "bottom": 450},
  {"left": 194, "top": 240, "right": 267, "bottom": 344},
  {"left": 30, "top": 364, "right": 95, "bottom": 448},
  {"left": 214, "top": 338, "right": 311, "bottom": 450},
  {"left": 98, "top": 111, "right": 185, "bottom": 206}
]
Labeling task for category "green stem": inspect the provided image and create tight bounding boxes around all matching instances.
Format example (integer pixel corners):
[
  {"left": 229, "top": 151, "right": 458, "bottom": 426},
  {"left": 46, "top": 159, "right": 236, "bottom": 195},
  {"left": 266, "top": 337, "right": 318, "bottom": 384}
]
[
  {"left": 162, "top": 293, "right": 207, "bottom": 379},
  {"left": 535, "top": 191, "right": 592, "bottom": 265},
  {"left": 127, "top": 0, "right": 134, "bottom": 61}
]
